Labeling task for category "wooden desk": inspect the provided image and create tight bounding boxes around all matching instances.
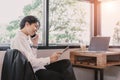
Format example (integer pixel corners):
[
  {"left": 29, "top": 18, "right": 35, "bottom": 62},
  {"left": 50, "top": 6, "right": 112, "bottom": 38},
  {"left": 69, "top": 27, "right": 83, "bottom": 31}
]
[{"left": 70, "top": 50, "right": 120, "bottom": 80}]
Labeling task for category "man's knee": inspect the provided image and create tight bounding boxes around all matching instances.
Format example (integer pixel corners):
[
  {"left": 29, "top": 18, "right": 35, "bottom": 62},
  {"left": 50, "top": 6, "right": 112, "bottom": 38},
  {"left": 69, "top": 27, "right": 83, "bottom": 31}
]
[{"left": 60, "top": 59, "right": 71, "bottom": 65}]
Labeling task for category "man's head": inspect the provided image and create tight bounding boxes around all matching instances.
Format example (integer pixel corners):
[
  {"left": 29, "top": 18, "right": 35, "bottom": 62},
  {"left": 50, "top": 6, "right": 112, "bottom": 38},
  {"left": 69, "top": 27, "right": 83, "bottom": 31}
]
[{"left": 20, "top": 15, "right": 40, "bottom": 36}]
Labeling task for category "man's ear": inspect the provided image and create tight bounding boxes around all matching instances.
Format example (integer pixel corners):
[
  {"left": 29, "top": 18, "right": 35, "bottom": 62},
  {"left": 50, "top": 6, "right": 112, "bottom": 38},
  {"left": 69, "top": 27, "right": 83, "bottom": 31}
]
[{"left": 25, "top": 22, "right": 29, "bottom": 27}]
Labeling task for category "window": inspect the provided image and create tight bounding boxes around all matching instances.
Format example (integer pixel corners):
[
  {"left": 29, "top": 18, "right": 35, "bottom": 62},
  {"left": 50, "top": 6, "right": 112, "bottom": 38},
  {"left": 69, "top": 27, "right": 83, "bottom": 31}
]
[
  {"left": 101, "top": 0, "right": 120, "bottom": 46},
  {"left": 49, "top": 0, "right": 92, "bottom": 46},
  {"left": 0, "top": 0, "right": 93, "bottom": 49},
  {"left": 0, "top": 0, "right": 44, "bottom": 44}
]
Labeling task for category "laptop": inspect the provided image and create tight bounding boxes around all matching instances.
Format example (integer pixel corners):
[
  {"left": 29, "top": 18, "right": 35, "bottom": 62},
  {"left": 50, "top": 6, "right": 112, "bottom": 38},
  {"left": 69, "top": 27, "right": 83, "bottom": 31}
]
[
  {"left": 77, "top": 37, "right": 110, "bottom": 62},
  {"left": 88, "top": 37, "right": 110, "bottom": 51}
]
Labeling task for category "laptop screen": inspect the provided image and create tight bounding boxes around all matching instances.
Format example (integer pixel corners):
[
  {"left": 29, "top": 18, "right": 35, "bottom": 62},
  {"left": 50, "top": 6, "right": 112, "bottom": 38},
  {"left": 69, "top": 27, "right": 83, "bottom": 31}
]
[{"left": 88, "top": 37, "right": 110, "bottom": 51}]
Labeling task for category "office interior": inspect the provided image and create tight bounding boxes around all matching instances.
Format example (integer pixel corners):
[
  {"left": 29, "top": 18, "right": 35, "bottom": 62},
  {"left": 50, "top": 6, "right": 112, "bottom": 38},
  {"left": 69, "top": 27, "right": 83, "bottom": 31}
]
[{"left": 0, "top": 0, "right": 120, "bottom": 80}]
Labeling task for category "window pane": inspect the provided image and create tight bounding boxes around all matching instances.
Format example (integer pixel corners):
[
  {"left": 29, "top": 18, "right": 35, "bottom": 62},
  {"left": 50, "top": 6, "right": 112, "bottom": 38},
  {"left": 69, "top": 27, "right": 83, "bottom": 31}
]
[
  {"left": 49, "top": 0, "right": 91, "bottom": 46},
  {"left": 0, "top": 0, "right": 43, "bottom": 44},
  {"left": 101, "top": 0, "right": 120, "bottom": 46}
]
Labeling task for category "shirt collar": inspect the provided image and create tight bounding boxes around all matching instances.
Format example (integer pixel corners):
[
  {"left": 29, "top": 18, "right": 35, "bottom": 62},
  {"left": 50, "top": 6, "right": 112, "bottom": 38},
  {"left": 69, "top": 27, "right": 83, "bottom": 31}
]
[{"left": 19, "top": 30, "right": 29, "bottom": 39}]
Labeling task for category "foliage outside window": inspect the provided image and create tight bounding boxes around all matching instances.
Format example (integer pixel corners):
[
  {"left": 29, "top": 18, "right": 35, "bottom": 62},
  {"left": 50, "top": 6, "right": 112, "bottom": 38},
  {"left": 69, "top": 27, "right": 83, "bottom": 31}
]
[
  {"left": 0, "top": 0, "right": 43, "bottom": 44},
  {"left": 0, "top": 0, "right": 92, "bottom": 47},
  {"left": 49, "top": 0, "right": 91, "bottom": 45}
]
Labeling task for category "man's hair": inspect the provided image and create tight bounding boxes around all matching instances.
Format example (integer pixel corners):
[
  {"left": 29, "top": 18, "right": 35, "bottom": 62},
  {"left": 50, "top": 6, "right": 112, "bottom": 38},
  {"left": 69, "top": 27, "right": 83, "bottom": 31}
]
[{"left": 20, "top": 15, "right": 40, "bottom": 29}]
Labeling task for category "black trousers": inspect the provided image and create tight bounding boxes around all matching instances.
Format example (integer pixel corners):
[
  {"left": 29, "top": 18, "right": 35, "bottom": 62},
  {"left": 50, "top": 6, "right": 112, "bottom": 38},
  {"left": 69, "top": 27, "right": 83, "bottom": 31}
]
[{"left": 35, "top": 59, "right": 76, "bottom": 80}]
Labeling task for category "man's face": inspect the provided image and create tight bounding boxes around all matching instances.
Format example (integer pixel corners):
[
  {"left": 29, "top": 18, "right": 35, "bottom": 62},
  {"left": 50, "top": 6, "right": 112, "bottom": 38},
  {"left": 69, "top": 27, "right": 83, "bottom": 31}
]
[{"left": 26, "top": 22, "right": 39, "bottom": 36}]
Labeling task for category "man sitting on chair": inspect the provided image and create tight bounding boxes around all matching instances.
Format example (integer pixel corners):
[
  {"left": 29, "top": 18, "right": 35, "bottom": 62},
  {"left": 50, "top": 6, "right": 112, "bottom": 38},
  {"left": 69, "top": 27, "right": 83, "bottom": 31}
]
[{"left": 10, "top": 15, "right": 76, "bottom": 80}]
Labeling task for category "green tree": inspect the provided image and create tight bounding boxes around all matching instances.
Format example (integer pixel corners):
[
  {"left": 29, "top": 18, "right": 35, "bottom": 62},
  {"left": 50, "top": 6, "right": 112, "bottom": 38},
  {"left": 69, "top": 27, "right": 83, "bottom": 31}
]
[
  {"left": 6, "top": 20, "right": 20, "bottom": 38},
  {"left": 3, "top": 0, "right": 42, "bottom": 43},
  {"left": 112, "top": 21, "right": 120, "bottom": 45},
  {"left": 49, "top": 0, "right": 87, "bottom": 43},
  {"left": 23, "top": 0, "right": 42, "bottom": 16}
]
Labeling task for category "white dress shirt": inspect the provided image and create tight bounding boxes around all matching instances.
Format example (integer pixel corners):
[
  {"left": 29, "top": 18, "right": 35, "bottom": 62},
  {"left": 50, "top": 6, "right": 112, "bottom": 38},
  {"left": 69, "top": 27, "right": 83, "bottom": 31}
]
[{"left": 10, "top": 30, "right": 50, "bottom": 72}]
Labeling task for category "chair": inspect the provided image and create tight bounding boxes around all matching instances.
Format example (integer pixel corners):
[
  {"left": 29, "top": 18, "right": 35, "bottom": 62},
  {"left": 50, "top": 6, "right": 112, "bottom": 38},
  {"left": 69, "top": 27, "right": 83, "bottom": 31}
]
[{"left": 1, "top": 49, "right": 38, "bottom": 80}]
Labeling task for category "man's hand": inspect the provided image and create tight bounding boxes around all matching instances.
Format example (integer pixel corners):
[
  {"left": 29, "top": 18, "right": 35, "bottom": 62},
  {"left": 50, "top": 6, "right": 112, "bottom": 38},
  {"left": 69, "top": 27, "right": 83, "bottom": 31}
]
[
  {"left": 50, "top": 52, "right": 62, "bottom": 63},
  {"left": 31, "top": 34, "right": 39, "bottom": 46}
]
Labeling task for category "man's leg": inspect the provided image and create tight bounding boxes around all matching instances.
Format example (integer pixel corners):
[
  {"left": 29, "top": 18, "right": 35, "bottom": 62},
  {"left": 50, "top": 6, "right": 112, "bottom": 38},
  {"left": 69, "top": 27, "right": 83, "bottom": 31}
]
[
  {"left": 45, "top": 59, "right": 76, "bottom": 80},
  {"left": 35, "top": 69, "right": 63, "bottom": 80}
]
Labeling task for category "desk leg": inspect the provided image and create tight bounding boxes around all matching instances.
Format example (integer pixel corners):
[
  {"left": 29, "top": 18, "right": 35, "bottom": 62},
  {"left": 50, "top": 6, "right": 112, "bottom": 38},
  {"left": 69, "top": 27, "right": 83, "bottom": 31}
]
[
  {"left": 100, "top": 69, "right": 104, "bottom": 80},
  {"left": 94, "top": 70, "right": 98, "bottom": 80}
]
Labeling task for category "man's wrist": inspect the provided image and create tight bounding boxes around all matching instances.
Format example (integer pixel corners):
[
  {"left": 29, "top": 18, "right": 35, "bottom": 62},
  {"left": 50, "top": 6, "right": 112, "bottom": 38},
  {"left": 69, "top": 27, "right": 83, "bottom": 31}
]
[{"left": 32, "top": 45, "right": 38, "bottom": 48}]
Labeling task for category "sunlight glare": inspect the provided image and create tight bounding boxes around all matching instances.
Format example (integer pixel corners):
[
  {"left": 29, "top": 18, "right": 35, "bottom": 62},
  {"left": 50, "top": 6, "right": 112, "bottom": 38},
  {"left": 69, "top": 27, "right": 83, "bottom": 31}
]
[{"left": 101, "top": 1, "right": 116, "bottom": 12}]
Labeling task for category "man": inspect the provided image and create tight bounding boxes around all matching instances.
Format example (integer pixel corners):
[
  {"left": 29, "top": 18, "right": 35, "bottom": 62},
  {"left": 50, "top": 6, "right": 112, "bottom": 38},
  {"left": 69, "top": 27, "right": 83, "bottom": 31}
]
[{"left": 11, "top": 15, "right": 76, "bottom": 80}]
